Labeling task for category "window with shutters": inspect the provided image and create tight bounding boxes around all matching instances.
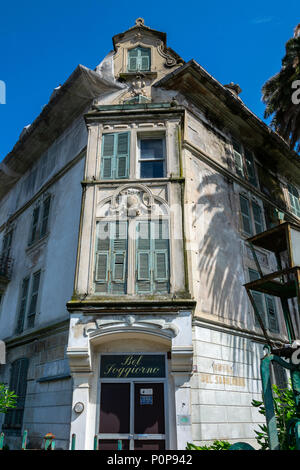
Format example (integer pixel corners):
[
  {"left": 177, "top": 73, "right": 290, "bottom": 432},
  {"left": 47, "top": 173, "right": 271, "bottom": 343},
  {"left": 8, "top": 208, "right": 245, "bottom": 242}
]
[
  {"left": 136, "top": 219, "right": 169, "bottom": 294},
  {"left": 287, "top": 183, "right": 300, "bottom": 218},
  {"left": 16, "top": 271, "right": 41, "bottom": 333},
  {"left": 94, "top": 218, "right": 170, "bottom": 296},
  {"left": 138, "top": 135, "right": 166, "bottom": 178},
  {"left": 28, "top": 195, "right": 51, "bottom": 246},
  {"left": 100, "top": 132, "right": 130, "bottom": 180},
  {"left": 232, "top": 139, "right": 258, "bottom": 187},
  {"left": 127, "top": 47, "right": 151, "bottom": 72},
  {"left": 94, "top": 221, "right": 128, "bottom": 294},
  {"left": 239, "top": 194, "right": 264, "bottom": 236},
  {"left": 248, "top": 268, "right": 279, "bottom": 333},
  {"left": 4, "top": 358, "right": 29, "bottom": 432}
]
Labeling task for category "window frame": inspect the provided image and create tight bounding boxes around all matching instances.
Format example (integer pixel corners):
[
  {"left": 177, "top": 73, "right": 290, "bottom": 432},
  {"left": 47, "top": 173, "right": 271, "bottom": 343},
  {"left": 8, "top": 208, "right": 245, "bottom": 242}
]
[
  {"left": 3, "top": 358, "right": 29, "bottom": 433},
  {"left": 231, "top": 139, "right": 258, "bottom": 187},
  {"left": 137, "top": 133, "right": 166, "bottom": 179},
  {"left": 287, "top": 183, "right": 300, "bottom": 218},
  {"left": 239, "top": 193, "right": 265, "bottom": 237},
  {"left": 93, "top": 216, "right": 170, "bottom": 296},
  {"left": 16, "top": 270, "right": 42, "bottom": 334},
  {"left": 28, "top": 194, "right": 52, "bottom": 247},
  {"left": 127, "top": 46, "right": 151, "bottom": 72},
  {"left": 248, "top": 267, "right": 280, "bottom": 333},
  {"left": 100, "top": 132, "right": 130, "bottom": 180}
]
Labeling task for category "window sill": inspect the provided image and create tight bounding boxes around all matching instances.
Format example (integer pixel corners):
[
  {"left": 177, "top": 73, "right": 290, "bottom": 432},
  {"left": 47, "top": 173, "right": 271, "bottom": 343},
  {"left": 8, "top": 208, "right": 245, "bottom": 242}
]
[
  {"left": 118, "top": 71, "right": 158, "bottom": 81},
  {"left": 26, "top": 233, "right": 49, "bottom": 254}
]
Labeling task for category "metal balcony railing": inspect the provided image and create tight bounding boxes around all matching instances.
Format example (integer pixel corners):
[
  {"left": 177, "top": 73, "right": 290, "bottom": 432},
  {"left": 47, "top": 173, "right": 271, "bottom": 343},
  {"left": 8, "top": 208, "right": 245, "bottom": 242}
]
[{"left": 0, "top": 255, "right": 13, "bottom": 281}]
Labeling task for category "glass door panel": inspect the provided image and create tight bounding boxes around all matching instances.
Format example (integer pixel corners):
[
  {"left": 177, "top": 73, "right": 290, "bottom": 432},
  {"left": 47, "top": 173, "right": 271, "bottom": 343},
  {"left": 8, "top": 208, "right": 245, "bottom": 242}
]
[
  {"left": 134, "top": 383, "right": 165, "bottom": 434},
  {"left": 99, "top": 383, "right": 130, "bottom": 433}
]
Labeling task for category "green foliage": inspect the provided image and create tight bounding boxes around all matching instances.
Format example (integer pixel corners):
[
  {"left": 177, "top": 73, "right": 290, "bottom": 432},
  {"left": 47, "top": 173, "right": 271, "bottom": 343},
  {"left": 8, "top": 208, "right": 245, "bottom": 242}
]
[
  {"left": 262, "top": 27, "right": 300, "bottom": 152},
  {"left": 186, "top": 440, "right": 231, "bottom": 450},
  {"left": 252, "top": 381, "right": 300, "bottom": 450},
  {"left": 0, "top": 383, "right": 17, "bottom": 413}
]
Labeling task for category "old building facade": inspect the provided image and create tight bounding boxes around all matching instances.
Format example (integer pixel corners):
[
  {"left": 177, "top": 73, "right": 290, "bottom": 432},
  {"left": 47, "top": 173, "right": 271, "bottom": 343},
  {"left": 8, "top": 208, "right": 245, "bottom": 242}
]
[{"left": 0, "top": 19, "right": 299, "bottom": 450}]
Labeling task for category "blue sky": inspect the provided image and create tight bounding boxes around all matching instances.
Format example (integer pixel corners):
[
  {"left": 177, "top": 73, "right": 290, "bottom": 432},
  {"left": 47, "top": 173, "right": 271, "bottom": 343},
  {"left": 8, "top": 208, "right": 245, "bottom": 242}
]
[{"left": 0, "top": 0, "right": 298, "bottom": 162}]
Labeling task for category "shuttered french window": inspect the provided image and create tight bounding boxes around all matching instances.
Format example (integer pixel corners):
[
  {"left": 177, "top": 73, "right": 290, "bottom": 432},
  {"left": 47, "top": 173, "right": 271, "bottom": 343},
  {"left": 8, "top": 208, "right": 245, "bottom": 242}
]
[
  {"left": 239, "top": 195, "right": 252, "bottom": 235},
  {"left": 95, "top": 220, "right": 128, "bottom": 294},
  {"left": 100, "top": 132, "right": 130, "bottom": 180},
  {"left": 136, "top": 219, "right": 169, "bottom": 294}
]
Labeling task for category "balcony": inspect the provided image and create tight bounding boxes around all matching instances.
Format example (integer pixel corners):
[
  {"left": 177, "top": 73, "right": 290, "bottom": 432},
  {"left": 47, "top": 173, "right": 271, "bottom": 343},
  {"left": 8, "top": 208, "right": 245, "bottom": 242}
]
[{"left": 0, "top": 255, "right": 13, "bottom": 286}]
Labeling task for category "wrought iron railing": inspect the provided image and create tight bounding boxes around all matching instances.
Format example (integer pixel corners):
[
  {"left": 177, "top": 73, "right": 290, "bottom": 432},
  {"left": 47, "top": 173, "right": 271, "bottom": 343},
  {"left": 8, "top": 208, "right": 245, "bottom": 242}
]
[{"left": 0, "top": 255, "right": 13, "bottom": 281}]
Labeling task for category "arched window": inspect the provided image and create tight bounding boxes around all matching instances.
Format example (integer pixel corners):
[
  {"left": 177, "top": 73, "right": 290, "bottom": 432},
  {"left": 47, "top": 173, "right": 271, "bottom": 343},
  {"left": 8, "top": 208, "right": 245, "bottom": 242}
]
[{"left": 128, "top": 47, "right": 151, "bottom": 72}]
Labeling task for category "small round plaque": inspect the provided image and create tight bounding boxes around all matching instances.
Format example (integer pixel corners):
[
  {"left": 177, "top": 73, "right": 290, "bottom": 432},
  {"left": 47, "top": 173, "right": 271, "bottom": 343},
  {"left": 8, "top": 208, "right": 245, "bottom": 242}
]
[{"left": 74, "top": 402, "right": 84, "bottom": 414}]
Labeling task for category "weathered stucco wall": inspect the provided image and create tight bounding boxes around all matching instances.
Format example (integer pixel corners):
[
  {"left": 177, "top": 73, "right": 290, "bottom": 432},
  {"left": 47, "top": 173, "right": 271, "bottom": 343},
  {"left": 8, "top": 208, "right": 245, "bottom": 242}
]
[{"left": 0, "top": 157, "right": 84, "bottom": 340}]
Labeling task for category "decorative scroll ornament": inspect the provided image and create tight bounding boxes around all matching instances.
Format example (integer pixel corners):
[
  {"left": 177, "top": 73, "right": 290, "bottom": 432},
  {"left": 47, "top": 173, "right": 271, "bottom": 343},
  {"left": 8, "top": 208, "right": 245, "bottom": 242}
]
[{"left": 157, "top": 41, "right": 181, "bottom": 68}]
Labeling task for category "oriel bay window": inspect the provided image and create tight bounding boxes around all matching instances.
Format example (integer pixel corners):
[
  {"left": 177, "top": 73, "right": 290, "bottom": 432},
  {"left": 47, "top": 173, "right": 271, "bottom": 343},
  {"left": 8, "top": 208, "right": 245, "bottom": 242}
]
[{"left": 94, "top": 218, "right": 170, "bottom": 295}]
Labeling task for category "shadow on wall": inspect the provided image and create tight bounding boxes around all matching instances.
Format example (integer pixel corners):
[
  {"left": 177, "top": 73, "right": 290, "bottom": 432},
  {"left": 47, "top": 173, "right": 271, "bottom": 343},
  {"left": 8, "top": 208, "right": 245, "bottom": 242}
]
[{"left": 192, "top": 166, "right": 251, "bottom": 329}]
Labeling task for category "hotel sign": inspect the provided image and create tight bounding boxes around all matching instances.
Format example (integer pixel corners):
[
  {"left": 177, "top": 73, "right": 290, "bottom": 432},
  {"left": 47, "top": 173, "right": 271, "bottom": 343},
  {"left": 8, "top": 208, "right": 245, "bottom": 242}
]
[{"left": 100, "top": 354, "right": 165, "bottom": 378}]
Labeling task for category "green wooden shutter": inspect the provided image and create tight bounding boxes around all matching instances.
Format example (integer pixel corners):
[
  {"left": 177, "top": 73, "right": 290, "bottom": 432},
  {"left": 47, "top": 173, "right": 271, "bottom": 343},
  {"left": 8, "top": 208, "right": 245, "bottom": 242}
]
[
  {"left": 239, "top": 195, "right": 253, "bottom": 235},
  {"left": 110, "top": 221, "right": 128, "bottom": 294},
  {"left": 136, "top": 220, "right": 169, "bottom": 295},
  {"left": 27, "top": 271, "right": 41, "bottom": 328},
  {"left": 128, "top": 48, "right": 139, "bottom": 71},
  {"left": 101, "top": 133, "right": 130, "bottom": 180},
  {"left": 287, "top": 184, "right": 300, "bottom": 217},
  {"left": 40, "top": 196, "right": 51, "bottom": 237},
  {"left": 252, "top": 201, "right": 263, "bottom": 234},
  {"left": 233, "top": 140, "right": 244, "bottom": 177},
  {"left": 30, "top": 206, "right": 40, "bottom": 244},
  {"left": 249, "top": 269, "right": 266, "bottom": 328},
  {"left": 244, "top": 149, "right": 257, "bottom": 187},
  {"left": 95, "top": 221, "right": 128, "bottom": 294},
  {"left": 139, "top": 47, "right": 151, "bottom": 71},
  {"left": 16, "top": 277, "right": 30, "bottom": 333},
  {"left": 101, "top": 134, "right": 115, "bottom": 179},
  {"left": 116, "top": 133, "right": 129, "bottom": 179},
  {"left": 153, "top": 220, "right": 169, "bottom": 293},
  {"left": 95, "top": 222, "right": 110, "bottom": 293},
  {"left": 265, "top": 295, "right": 279, "bottom": 333},
  {"left": 136, "top": 221, "right": 152, "bottom": 293}
]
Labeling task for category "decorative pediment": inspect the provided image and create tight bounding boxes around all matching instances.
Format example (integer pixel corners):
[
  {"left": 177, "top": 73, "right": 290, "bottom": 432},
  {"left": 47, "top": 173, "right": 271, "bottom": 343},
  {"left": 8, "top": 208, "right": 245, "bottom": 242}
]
[
  {"left": 97, "top": 184, "right": 169, "bottom": 218},
  {"left": 86, "top": 315, "right": 179, "bottom": 339}
]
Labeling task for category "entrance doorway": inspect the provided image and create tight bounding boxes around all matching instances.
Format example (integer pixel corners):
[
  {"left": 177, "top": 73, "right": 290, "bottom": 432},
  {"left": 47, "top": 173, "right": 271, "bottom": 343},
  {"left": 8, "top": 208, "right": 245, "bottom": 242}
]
[{"left": 96, "top": 353, "right": 167, "bottom": 450}]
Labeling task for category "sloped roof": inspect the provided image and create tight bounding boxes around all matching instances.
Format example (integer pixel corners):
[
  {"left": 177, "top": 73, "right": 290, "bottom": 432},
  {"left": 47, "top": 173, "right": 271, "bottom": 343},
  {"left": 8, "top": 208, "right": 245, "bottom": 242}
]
[
  {"left": 0, "top": 65, "right": 122, "bottom": 200},
  {"left": 155, "top": 60, "right": 300, "bottom": 179}
]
